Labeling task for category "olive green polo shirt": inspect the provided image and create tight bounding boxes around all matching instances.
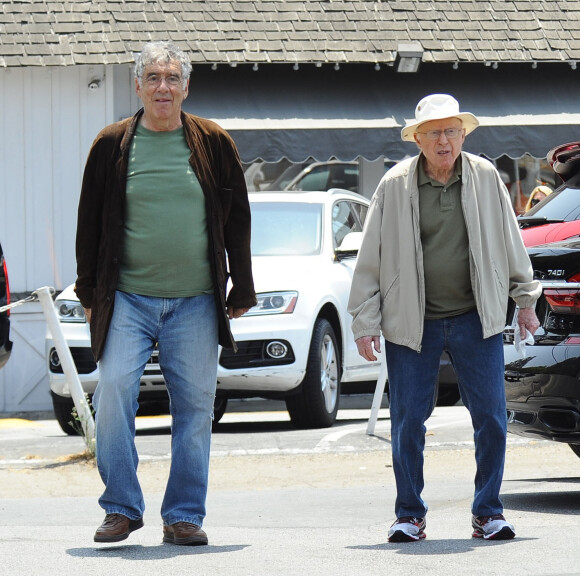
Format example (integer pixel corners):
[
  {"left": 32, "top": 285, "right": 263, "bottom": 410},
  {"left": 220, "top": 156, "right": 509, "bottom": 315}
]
[
  {"left": 117, "top": 124, "right": 213, "bottom": 298},
  {"left": 418, "top": 156, "right": 475, "bottom": 319}
]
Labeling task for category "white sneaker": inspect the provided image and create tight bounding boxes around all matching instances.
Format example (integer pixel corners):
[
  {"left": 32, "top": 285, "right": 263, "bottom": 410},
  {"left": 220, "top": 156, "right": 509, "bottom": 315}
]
[
  {"left": 388, "top": 517, "right": 426, "bottom": 542},
  {"left": 472, "top": 514, "right": 515, "bottom": 540}
]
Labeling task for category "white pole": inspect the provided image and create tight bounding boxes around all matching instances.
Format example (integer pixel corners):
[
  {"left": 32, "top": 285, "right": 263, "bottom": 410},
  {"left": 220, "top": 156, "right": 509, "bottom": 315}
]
[
  {"left": 366, "top": 355, "right": 389, "bottom": 435},
  {"left": 34, "top": 286, "right": 96, "bottom": 447}
]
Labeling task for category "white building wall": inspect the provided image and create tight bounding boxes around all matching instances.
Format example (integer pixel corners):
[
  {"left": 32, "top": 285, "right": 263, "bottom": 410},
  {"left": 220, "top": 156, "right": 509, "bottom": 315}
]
[
  {"left": 1, "top": 64, "right": 114, "bottom": 293},
  {"left": 0, "top": 63, "right": 136, "bottom": 412}
]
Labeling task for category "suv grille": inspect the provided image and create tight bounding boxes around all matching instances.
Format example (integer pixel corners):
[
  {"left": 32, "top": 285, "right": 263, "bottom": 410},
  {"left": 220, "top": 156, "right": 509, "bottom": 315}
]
[{"left": 49, "top": 347, "right": 162, "bottom": 375}]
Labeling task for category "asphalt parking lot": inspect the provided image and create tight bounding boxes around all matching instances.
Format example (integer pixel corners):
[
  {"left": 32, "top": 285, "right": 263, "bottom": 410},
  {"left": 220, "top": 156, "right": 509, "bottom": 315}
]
[
  {"left": 0, "top": 393, "right": 468, "bottom": 466},
  {"left": 1, "top": 394, "right": 579, "bottom": 575}
]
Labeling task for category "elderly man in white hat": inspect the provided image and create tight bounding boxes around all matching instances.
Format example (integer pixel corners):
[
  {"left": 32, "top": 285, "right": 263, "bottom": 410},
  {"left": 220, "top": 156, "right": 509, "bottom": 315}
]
[{"left": 348, "top": 94, "right": 541, "bottom": 543}]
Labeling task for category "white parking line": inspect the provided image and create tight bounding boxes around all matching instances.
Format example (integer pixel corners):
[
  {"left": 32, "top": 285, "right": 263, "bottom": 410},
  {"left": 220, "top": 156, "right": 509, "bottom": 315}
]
[
  {"left": 315, "top": 424, "right": 371, "bottom": 452},
  {"left": 314, "top": 412, "right": 473, "bottom": 453}
]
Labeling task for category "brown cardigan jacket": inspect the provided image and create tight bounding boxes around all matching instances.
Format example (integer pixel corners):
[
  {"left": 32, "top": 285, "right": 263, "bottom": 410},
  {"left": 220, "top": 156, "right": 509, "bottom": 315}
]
[{"left": 75, "top": 108, "right": 257, "bottom": 361}]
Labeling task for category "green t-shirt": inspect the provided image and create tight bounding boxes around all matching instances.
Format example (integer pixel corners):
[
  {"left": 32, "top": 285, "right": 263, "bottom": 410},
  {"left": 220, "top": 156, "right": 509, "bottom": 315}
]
[
  {"left": 117, "top": 124, "right": 213, "bottom": 298},
  {"left": 418, "top": 156, "right": 475, "bottom": 319}
]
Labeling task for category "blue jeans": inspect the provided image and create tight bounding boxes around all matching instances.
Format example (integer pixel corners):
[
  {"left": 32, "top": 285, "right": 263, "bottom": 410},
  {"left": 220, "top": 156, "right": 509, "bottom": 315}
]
[
  {"left": 385, "top": 309, "right": 507, "bottom": 519},
  {"left": 93, "top": 291, "right": 218, "bottom": 526}
]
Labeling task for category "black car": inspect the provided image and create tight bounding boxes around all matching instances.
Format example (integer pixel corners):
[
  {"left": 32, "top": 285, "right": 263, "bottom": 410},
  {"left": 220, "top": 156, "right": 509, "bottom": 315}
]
[
  {"left": 0, "top": 241, "right": 13, "bottom": 369},
  {"left": 504, "top": 236, "right": 580, "bottom": 458}
]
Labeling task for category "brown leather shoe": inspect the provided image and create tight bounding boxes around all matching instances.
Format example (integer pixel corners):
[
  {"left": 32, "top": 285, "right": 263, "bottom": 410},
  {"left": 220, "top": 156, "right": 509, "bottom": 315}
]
[
  {"left": 163, "top": 522, "right": 208, "bottom": 546},
  {"left": 94, "top": 513, "right": 144, "bottom": 543}
]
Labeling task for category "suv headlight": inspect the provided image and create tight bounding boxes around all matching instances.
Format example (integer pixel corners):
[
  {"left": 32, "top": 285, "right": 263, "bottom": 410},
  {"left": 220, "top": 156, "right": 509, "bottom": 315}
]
[
  {"left": 55, "top": 300, "right": 86, "bottom": 323},
  {"left": 243, "top": 291, "right": 298, "bottom": 316}
]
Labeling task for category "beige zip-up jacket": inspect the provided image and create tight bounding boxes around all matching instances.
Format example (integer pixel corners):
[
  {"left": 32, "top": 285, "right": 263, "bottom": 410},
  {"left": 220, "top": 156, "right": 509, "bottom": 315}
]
[{"left": 348, "top": 152, "right": 541, "bottom": 352}]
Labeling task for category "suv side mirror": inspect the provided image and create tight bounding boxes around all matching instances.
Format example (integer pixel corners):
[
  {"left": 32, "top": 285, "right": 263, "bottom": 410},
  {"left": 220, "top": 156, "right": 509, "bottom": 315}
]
[{"left": 335, "top": 232, "right": 362, "bottom": 260}]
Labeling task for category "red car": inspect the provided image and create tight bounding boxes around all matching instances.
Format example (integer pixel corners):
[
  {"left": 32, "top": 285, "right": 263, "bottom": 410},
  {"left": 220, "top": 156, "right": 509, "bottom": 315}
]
[
  {"left": 521, "top": 218, "right": 580, "bottom": 247},
  {"left": 519, "top": 142, "right": 580, "bottom": 247},
  {"left": 0, "top": 241, "right": 12, "bottom": 369}
]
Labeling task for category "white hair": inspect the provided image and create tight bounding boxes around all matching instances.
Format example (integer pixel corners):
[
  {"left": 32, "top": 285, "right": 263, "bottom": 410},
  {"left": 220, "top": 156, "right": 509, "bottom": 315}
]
[{"left": 134, "top": 41, "right": 192, "bottom": 89}]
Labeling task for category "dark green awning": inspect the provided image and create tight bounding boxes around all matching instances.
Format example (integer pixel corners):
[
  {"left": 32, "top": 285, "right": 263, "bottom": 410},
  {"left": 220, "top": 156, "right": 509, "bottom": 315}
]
[{"left": 184, "top": 63, "right": 580, "bottom": 163}]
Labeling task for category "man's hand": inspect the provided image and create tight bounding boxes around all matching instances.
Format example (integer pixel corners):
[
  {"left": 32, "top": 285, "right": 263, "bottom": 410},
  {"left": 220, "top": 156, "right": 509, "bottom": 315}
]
[
  {"left": 517, "top": 306, "right": 540, "bottom": 338},
  {"left": 355, "top": 335, "right": 381, "bottom": 362},
  {"left": 227, "top": 306, "right": 250, "bottom": 320},
  {"left": 83, "top": 307, "right": 92, "bottom": 324}
]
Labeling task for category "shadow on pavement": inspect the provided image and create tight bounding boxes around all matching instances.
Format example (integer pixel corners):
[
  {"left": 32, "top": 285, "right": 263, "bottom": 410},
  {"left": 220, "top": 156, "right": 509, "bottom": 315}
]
[
  {"left": 348, "top": 537, "right": 534, "bottom": 554},
  {"left": 67, "top": 543, "right": 249, "bottom": 559},
  {"left": 213, "top": 421, "right": 294, "bottom": 434},
  {"left": 502, "top": 482, "right": 580, "bottom": 515}
]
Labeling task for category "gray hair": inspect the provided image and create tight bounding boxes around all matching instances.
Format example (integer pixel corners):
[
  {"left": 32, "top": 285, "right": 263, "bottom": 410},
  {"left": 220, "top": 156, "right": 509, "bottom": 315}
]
[{"left": 134, "top": 41, "right": 192, "bottom": 89}]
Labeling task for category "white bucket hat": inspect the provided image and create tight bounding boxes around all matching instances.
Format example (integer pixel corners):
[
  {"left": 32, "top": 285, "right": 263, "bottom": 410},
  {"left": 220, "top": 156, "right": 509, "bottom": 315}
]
[{"left": 401, "top": 94, "right": 479, "bottom": 142}]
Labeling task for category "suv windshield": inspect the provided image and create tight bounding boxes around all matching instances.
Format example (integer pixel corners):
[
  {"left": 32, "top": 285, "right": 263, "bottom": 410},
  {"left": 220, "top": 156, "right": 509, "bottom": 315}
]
[{"left": 251, "top": 202, "right": 323, "bottom": 256}]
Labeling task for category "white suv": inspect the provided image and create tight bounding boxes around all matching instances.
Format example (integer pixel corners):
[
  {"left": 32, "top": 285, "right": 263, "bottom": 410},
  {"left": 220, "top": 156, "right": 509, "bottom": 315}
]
[{"left": 46, "top": 189, "right": 383, "bottom": 433}]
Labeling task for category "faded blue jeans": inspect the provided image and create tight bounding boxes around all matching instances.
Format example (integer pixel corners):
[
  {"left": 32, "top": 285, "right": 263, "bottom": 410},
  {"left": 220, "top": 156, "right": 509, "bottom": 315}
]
[
  {"left": 385, "top": 309, "right": 507, "bottom": 519},
  {"left": 93, "top": 290, "right": 218, "bottom": 527}
]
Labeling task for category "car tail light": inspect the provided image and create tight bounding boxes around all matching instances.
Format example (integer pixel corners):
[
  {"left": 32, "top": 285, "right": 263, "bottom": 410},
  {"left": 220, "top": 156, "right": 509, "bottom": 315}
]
[
  {"left": 544, "top": 288, "right": 580, "bottom": 314},
  {"left": 543, "top": 273, "right": 580, "bottom": 315},
  {"left": 2, "top": 258, "right": 9, "bottom": 317},
  {"left": 563, "top": 336, "right": 580, "bottom": 345}
]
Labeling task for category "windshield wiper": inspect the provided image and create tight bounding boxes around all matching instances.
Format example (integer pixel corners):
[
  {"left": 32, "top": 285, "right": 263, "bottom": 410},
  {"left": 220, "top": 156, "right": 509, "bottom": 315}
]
[{"left": 518, "top": 216, "right": 565, "bottom": 228}]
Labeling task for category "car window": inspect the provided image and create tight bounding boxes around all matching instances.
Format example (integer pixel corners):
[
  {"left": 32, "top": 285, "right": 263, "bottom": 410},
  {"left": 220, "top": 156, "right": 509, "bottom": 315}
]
[
  {"left": 289, "top": 164, "right": 359, "bottom": 192},
  {"left": 250, "top": 202, "right": 323, "bottom": 256},
  {"left": 266, "top": 163, "right": 311, "bottom": 191},
  {"left": 290, "top": 165, "right": 332, "bottom": 191},
  {"left": 332, "top": 201, "right": 365, "bottom": 248},
  {"left": 351, "top": 202, "right": 368, "bottom": 226},
  {"left": 524, "top": 185, "right": 580, "bottom": 221},
  {"left": 323, "top": 164, "right": 358, "bottom": 192}
]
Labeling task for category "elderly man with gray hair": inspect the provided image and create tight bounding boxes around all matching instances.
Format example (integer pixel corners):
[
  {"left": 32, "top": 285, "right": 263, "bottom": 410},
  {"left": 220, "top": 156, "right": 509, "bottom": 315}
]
[
  {"left": 348, "top": 94, "right": 541, "bottom": 543},
  {"left": 75, "top": 41, "right": 256, "bottom": 545}
]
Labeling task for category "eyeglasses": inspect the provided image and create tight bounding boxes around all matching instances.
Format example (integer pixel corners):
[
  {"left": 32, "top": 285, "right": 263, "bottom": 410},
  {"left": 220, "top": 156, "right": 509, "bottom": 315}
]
[
  {"left": 530, "top": 197, "right": 541, "bottom": 207},
  {"left": 416, "top": 128, "right": 463, "bottom": 141},
  {"left": 144, "top": 73, "right": 183, "bottom": 88}
]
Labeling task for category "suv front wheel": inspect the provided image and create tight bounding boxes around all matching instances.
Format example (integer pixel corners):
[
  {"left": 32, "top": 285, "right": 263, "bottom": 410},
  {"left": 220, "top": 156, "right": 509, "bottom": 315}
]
[
  {"left": 51, "top": 392, "right": 83, "bottom": 436},
  {"left": 286, "top": 318, "right": 341, "bottom": 428}
]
